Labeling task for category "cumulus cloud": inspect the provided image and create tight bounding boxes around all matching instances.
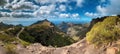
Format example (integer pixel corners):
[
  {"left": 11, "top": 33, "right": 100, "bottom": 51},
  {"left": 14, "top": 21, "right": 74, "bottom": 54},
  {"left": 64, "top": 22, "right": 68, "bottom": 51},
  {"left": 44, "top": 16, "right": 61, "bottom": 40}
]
[
  {"left": 56, "top": 0, "right": 68, "bottom": 3},
  {"left": 76, "top": 0, "right": 84, "bottom": 7},
  {"left": 96, "top": 5, "right": 107, "bottom": 16},
  {"left": 0, "top": 12, "right": 11, "bottom": 17},
  {"left": 85, "top": 0, "right": 120, "bottom": 17},
  {"left": 0, "top": 12, "right": 34, "bottom": 18},
  {"left": 35, "top": 0, "right": 52, "bottom": 4},
  {"left": 59, "top": 5, "right": 66, "bottom": 12},
  {"left": 85, "top": 12, "right": 99, "bottom": 18},
  {"left": 35, "top": 0, "right": 68, "bottom": 4},
  {"left": 11, "top": 12, "right": 34, "bottom": 18},
  {"left": 59, "top": 13, "right": 70, "bottom": 18},
  {"left": 4, "top": 0, "right": 39, "bottom": 11},
  {"left": 0, "top": 0, "right": 81, "bottom": 18},
  {"left": 97, "top": 0, "right": 120, "bottom": 15},
  {"left": 59, "top": 13, "right": 80, "bottom": 18},
  {"left": 72, "top": 13, "right": 80, "bottom": 18},
  {"left": 98, "top": 0, "right": 120, "bottom": 16},
  {"left": 33, "top": 4, "right": 56, "bottom": 16}
]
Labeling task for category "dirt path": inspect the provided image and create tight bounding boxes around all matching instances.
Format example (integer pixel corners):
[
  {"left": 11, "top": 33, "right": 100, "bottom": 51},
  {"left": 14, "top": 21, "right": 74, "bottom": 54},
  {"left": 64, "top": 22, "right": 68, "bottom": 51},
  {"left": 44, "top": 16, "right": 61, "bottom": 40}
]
[{"left": 16, "top": 27, "right": 24, "bottom": 39}]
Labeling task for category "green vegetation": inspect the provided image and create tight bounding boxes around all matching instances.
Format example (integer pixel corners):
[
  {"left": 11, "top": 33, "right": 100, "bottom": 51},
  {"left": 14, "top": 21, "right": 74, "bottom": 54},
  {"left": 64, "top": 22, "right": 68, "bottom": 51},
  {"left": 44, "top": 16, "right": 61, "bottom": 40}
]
[
  {"left": 0, "top": 22, "right": 13, "bottom": 31},
  {"left": 0, "top": 33, "right": 17, "bottom": 43},
  {"left": 4, "top": 43, "right": 17, "bottom": 54},
  {"left": 19, "top": 25, "right": 75, "bottom": 47},
  {"left": 0, "top": 33, "right": 17, "bottom": 54},
  {"left": 86, "top": 16, "right": 120, "bottom": 45},
  {"left": 4, "top": 21, "right": 74, "bottom": 47},
  {"left": 18, "top": 39, "right": 30, "bottom": 47},
  {"left": 5, "top": 27, "right": 21, "bottom": 36},
  {"left": 71, "top": 36, "right": 80, "bottom": 41},
  {"left": 0, "top": 20, "right": 76, "bottom": 48},
  {"left": 0, "top": 33, "right": 29, "bottom": 53}
]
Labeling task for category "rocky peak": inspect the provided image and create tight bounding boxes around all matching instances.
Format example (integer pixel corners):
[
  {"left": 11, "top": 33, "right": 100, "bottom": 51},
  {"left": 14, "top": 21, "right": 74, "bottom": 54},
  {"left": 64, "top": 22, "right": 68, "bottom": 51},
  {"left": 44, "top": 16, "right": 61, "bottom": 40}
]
[{"left": 30, "top": 19, "right": 55, "bottom": 28}]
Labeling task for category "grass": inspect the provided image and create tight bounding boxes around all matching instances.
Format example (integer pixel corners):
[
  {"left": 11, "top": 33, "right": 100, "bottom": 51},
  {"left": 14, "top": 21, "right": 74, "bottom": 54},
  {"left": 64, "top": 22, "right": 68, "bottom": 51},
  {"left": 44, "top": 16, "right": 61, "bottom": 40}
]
[
  {"left": 18, "top": 39, "right": 30, "bottom": 47},
  {"left": 4, "top": 43, "right": 17, "bottom": 54}
]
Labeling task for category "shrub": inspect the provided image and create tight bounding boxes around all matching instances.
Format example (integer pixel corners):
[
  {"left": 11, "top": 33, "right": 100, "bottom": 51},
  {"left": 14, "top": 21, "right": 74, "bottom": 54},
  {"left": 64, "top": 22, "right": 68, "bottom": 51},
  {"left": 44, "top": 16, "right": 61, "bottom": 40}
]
[
  {"left": 86, "top": 16, "right": 120, "bottom": 45},
  {"left": 4, "top": 43, "right": 17, "bottom": 54},
  {"left": 19, "top": 31, "right": 35, "bottom": 43},
  {"left": 0, "top": 34, "right": 17, "bottom": 43}
]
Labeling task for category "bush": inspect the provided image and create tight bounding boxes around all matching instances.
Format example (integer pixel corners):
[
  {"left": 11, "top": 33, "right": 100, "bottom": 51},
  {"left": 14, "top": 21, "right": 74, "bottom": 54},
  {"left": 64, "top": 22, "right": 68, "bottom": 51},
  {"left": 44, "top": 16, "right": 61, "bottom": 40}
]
[
  {"left": 4, "top": 43, "right": 17, "bottom": 54},
  {"left": 0, "top": 34, "right": 17, "bottom": 43},
  {"left": 86, "top": 16, "right": 120, "bottom": 45},
  {"left": 5, "top": 27, "right": 21, "bottom": 36},
  {"left": 19, "top": 26, "right": 74, "bottom": 47},
  {"left": 19, "top": 31, "right": 35, "bottom": 43}
]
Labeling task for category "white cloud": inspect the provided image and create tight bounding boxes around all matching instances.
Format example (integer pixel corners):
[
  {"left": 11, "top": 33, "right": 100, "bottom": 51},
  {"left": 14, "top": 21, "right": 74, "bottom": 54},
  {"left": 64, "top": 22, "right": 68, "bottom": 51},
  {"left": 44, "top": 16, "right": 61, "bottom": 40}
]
[
  {"left": 56, "top": 0, "right": 68, "bottom": 3},
  {"left": 11, "top": 0, "right": 19, "bottom": 4},
  {"left": 86, "top": 0, "right": 120, "bottom": 17},
  {"left": 72, "top": 13, "right": 79, "bottom": 18},
  {"left": 1, "top": 0, "right": 81, "bottom": 19},
  {"left": 98, "top": 0, "right": 120, "bottom": 16},
  {"left": 76, "top": 0, "right": 84, "bottom": 7},
  {"left": 35, "top": 0, "right": 68, "bottom": 4},
  {"left": 59, "top": 5, "right": 66, "bottom": 12},
  {"left": 85, "top": 12, "right": 99, "bottom": 18},
  {"left": 35, "top": 0, "right": 52, "bottom": 4},
  {"left": 59, "top": 13, "right": 70, "bottom": 18},
  {"left": 0, "top": 12, "right": 11, "bottom": 17},
  {"left": 11, "top": 12, "right": 33, "bottom": 18},
  {"left": 59, "top": 13, "right": 80, "bottom": 18},
  {"left": 97, "top": 5, "right": 107, "bottom": 16},
  {"left": 4, "top": 0, "right": 39, "bottom": 11},
  {"left": 33, "top": 4, "right": 56, "bottom": 16},
  {"left": 0, "top": 11, "right": 34, "bottom": 18}
]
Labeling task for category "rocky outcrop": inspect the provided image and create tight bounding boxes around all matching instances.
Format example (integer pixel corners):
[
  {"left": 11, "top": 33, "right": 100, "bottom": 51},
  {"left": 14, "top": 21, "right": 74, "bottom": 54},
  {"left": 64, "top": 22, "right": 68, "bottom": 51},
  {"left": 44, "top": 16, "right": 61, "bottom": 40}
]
[
  {"left": 0, "top": 38, "right": 119, "bottom": 54},
  {"left": 14, "top": 38, "right": 120, "bottom": 54}
]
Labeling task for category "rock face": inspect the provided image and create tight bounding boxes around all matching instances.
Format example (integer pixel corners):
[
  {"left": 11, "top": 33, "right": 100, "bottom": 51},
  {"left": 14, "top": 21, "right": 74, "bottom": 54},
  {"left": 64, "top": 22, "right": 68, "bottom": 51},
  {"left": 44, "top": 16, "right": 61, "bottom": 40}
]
[{"left": 58, "top": 22, "right": 73, "bottom": 33}]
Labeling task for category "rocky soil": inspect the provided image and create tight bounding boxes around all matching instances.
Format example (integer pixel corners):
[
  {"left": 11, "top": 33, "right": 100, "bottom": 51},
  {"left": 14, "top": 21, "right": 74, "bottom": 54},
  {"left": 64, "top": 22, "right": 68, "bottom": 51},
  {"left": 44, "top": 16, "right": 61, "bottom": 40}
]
[{"left": 12, "top": 38, "right": 120, "bottom": 54}]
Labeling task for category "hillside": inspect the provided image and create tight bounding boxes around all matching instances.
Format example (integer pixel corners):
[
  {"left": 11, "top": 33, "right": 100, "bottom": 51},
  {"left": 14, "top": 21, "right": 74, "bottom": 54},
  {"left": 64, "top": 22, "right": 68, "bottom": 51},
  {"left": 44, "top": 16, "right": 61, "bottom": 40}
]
[
  {"left": 58, "top": 22, "right": 89, "bottom": 39},
  {"left": 3, "top": 19, "right": 75, "bottom": 47},
  {"left": 0, "top": 15, "right": 120, "bottom": 54},
  {"left": 20, "top": 15, "right": 120, "bottom": 54}
]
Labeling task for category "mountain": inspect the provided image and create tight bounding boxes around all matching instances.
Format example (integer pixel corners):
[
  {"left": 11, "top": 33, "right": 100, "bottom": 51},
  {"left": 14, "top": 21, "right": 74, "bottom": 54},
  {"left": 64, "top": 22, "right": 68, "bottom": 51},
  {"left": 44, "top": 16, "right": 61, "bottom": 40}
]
[
  {"left": 3, "top": 19, "right": 75, "bottom": 47},
  {"left": 0, "top": 22, "right": 14, "bottom": 31},
  {"left": 58, "top": 21, "right": 90, "bottom": 39},
  {"left": 58, "top": 22, "right": 73, "bottom": 32},
  {"left": 21, "top": 15, "right": 119, "bottom": 54},
  {"left": 0, "top": 15, "right": 120, "bottom": 54},
  {"left": 67, "top": 23, "right": 89, "bottom": 38}
]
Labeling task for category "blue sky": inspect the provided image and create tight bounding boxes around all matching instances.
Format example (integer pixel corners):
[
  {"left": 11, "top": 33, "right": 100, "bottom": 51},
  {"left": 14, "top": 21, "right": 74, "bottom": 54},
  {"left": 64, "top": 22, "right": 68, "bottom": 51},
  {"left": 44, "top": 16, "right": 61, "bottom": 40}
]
[{"left": 0, "top": 0, "right": 120, "bottom": 25}]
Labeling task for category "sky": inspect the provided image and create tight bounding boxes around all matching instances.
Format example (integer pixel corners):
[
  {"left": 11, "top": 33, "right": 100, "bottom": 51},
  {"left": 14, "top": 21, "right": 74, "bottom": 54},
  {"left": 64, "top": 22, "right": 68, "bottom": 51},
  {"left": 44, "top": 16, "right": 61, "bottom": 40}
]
[{"left": 0, "top": 0, "right": 120, "bottom": 25}]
